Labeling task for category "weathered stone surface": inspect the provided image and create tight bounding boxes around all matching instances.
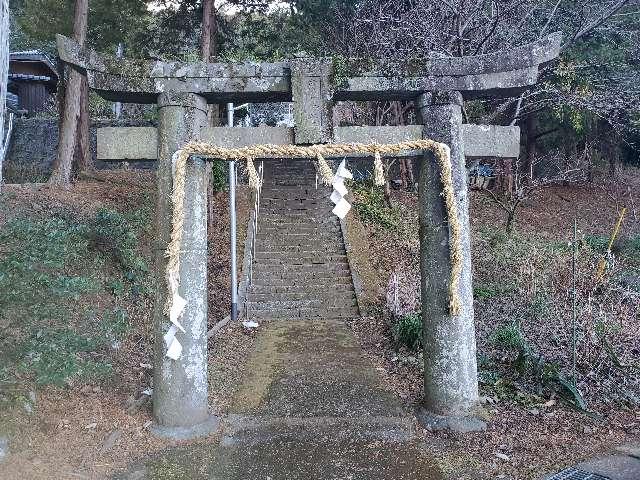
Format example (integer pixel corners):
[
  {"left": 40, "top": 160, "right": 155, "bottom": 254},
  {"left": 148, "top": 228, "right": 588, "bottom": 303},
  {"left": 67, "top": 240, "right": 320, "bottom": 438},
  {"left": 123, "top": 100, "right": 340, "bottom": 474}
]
[
  {"left": 201, "top": 126, "right": 294, "bottom": 148},
  {"left": 291, "top": 58, "right": 334, "bottom": 144},
  {"left": 0, "top": 435, "right": 8, "bottom": 463},
  {"left": 97, "top": 127, "right": 157, "bottom": 160},
  {"left": 616, "top": 444, "right": 640, "bottom": 459},
  {"left": 151, "top": 92, "right": 218, "bottom": 439},
  {"left": 416, "top": 91, "right": 480, "bottom": 418},
  {"left": 0, "top": 0, "right": 9, "bottom": 190},
  {"left": 416, "top": 406, "right": 487, "bottom": 433},
  {"left": 337, "top": 32, "right": 561, "bottom": 77},
  {"left": 57, "top": 35, "right": 291, "bottom": 104},
  {"left": 95, "top": 124, "right": 519, "bottom": 161},
  {"left": 334, "top": 125, "right": 520, "bottom": 158},
  {"left": 334, "top": 125, "right": 423, "bottom": 148},
  {"left": 463, "top": 124, "right": 520, "bottom": 158},
  {"left": 58, "top": 32, "right": 562, "bottom": 105},
  {"left": 338, "top": 66, "right": 540, "bottom": 101}
]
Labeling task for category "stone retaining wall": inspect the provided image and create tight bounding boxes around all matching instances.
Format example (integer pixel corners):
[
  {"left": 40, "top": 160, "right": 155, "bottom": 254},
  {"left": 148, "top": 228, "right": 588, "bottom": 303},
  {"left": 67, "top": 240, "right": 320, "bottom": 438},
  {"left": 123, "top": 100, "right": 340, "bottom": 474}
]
[{"left": 3, "top": 118, "right": 156, "bottom": 183}]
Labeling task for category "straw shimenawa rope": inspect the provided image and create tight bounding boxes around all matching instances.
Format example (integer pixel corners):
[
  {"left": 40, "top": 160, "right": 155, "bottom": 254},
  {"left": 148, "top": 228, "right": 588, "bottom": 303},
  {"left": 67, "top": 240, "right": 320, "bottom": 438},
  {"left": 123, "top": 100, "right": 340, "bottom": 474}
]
[{"left": 166, "top": 140, "right": 463, "bottom": 319}]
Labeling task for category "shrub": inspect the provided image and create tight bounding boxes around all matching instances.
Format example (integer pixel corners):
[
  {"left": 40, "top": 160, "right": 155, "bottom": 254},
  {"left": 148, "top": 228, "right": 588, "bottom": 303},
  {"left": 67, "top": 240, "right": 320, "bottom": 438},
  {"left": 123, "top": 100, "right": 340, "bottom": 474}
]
[
  {"left": 18, "top": 328, "right": 112, "bottom": 386},
  {"left": 491, "top": 322, "right": 526, "bottom": 351},
  {"left": 90, "top": 208, "right": 148, "bottom": 281},
  {"left": 352, "top": 181, "right": 399, "bottom": 230},
  {"left": 392, "top": 312, "right": 423, "bottom": 350}
]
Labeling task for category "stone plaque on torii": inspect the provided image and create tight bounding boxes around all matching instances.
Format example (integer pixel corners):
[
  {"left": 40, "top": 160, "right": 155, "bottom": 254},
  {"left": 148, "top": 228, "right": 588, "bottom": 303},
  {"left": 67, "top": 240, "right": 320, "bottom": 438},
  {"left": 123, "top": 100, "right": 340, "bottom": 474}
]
[{"left": 57, "top": 32, "right": 561, "bottom": 438}]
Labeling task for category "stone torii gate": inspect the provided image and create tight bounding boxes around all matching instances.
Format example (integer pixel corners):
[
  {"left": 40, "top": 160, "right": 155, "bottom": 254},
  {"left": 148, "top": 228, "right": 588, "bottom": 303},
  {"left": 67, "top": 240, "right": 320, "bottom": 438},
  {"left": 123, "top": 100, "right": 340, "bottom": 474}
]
[{"left": 57, "top": 33, "right": 561, "bottom": 438}]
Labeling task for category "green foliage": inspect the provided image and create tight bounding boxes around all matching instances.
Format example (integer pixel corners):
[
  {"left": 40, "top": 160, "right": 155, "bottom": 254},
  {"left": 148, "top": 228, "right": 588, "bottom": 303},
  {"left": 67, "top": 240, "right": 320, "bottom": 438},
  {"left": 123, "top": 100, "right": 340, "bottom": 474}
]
[
  {"left": 352, "top": 181, "right": 399, "bottom": 230},
  {"left": 0, "top": 217, "right": 97, "bottom": 310},
  {"left": 90, "top": 208, "right": 148, "bottom": 284},
  {"left": 626, "top": 235, "right": 640, "bottom": 256},
  {"left": 18, "top": 328, "right": 111, "bottom": 386},
  {"left": 100, "top": 307, "right": 130, "bottom": 340},
  {"left": 491, "top": 322, "right": 526, "bottom": 351},
  {"left": 473, "top": 283, "right": 515, "bottom": 300},
  {"left": 211, "top": 160, "right": 228, "bottom": 192},
  {"left": 583, "top": 234, "right": 610, "bottom": 253},
  {"left": 392, "top": 312, "right": 422, "bottom": 351},
  {"left": 489, "top": 320, "right": 588, "bottom": 410},
  {"left": 0, "top": 207, "right": 147, "bottom": 390},
  {"left": 10, "top": 0, "right": 150, "bottom": 53}
]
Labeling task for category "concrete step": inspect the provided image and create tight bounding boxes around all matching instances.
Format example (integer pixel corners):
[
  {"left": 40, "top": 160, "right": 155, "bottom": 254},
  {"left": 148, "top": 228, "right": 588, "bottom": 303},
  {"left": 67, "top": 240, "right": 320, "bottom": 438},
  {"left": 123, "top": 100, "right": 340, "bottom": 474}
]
[
  {"left": 254, "top": 245, "right": 346, "bottom": 254},
  {"left": 249, "top": 282, "right": 353, "bottom": 294},
  {"left": 246, "top": 306, "right": 358, "bottom": 320},
  {"left": 259, "top": 215, "right": 340, "bottom": 225},
  {"left": 253, "top": 263, "right": 350, "bottom": 274},
  {"left": 259, "top": 226, "right": 341, "bottom": 235},
  {"left": 254, "top": 235, "right": 343, "bottom": 246},
  {"left": 251, "top": 272, "right": 353, "bottom": 283},
  {"left": 246, "top": 298, "right": 358, "bottom": 311},
  {"left": 254, "top": 255, "right": 348, "bottom": 265},
  {"left": 247, "top": 291, "right": 356, "bottom": 302}
]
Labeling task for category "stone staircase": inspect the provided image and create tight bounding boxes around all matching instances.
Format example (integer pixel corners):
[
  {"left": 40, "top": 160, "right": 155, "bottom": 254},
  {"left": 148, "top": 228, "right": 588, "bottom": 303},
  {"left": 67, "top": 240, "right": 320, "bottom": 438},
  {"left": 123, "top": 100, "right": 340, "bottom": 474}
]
[{"left": 246, "top": 159, "right": 359, "bottom": 322}]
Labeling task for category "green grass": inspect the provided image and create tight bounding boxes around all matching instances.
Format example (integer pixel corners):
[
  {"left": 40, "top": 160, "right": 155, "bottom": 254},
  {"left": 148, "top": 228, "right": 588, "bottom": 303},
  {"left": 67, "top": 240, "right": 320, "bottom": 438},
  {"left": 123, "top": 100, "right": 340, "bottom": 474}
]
[
  {"left": 18, "top": 328, "right": 112, "bottom": 387},
  {"left": 0, "top": 207, "right": 147, "bottom": 392},
  {"left": 491, "top": 322, "right": 526, "bottom": 351},
  {"left": 351, "top": 181, "right": 399, "bottom": 230},
  {"left": 392, "top": 312, "right": 423, "bottom": 350}
]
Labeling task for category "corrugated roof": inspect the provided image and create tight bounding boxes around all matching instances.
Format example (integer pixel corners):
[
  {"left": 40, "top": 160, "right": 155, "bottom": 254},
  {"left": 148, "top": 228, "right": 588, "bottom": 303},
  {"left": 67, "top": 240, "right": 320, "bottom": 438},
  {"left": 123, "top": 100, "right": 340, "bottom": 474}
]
[
  {"left": 10, "top": 50, "right": 58, "bottom": 79},
  {"left": 9, "top": 73, "right": 52, "bottom": 82}
]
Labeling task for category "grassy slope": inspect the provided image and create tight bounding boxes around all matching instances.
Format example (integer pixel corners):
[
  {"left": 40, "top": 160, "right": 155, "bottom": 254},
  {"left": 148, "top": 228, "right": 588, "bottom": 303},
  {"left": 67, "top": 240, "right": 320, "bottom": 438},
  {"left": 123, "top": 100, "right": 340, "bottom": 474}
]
[
  {"left": 347, "top": 168, "right": 640, "bottom": 479},
  {"left": 0, "top": 174, "right": 251, "bottom": 479}
]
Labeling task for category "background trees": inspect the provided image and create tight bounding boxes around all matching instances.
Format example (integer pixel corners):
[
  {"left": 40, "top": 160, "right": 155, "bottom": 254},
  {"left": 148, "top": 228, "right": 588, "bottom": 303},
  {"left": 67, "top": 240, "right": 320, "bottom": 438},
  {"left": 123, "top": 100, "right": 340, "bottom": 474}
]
[{"left": 6, "top": 0, "right": 639, "bottom": 183}]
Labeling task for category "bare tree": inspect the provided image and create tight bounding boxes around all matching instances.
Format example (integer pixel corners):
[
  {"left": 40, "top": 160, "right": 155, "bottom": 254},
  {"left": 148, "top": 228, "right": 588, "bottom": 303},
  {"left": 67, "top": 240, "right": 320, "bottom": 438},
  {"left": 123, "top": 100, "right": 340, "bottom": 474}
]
[
  {"left": 483, "top": 151, "right": 588, "bottom": 234},
  {"left": 328, "top": 0, "right": 640, "bottom": 182},
  {"left": 49, "top": 0, "right": 89, "bottom": 185}
]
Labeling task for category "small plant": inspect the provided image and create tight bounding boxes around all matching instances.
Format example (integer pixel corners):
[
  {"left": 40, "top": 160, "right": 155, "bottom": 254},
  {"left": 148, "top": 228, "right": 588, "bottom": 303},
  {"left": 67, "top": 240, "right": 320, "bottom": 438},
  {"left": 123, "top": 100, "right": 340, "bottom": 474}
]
[
  {"left": 392, "top": 312, "right": 423, "bottom": 350},
  {"left": 491, "top": 322, "right": 526, "bottom": 351},
  {"left": 211, "top": 160, "right": 228, "bottom": 192},
  {"left": 583, "top": 234, "right": 610, "bottom": 253},
  {"left": 100, "top": 307, "right": 130, "bottom": 340},
  {"left": 352, "top": 181, "right": 399, "bottom": 230},
  {"left": 474, "top": 285, "right": 500, "bottom": 299}
]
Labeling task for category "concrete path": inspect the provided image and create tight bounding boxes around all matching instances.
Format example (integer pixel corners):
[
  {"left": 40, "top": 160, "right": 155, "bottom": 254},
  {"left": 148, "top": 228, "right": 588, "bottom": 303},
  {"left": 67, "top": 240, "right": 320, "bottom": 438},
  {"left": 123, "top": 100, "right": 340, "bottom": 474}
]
[
  {"left": 116, "top": 160, "right": 442, "bottom": 479},
  {"left": 117, "top": 319, "right": 442, "bottom": 479}
]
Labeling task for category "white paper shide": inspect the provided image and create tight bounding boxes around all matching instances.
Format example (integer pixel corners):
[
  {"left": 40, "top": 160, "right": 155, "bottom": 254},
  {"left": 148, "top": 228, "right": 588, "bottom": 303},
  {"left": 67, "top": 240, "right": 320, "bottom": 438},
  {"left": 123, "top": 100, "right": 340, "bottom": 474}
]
[{"left": 331, "top": 159, "right": 353, "bottom": 219}]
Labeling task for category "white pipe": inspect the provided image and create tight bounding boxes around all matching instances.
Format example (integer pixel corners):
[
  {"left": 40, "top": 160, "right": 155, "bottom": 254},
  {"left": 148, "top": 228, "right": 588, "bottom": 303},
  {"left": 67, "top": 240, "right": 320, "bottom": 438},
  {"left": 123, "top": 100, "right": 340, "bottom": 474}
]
[{"left": 229, "top": 160, "right": 238, "bottom": 321}]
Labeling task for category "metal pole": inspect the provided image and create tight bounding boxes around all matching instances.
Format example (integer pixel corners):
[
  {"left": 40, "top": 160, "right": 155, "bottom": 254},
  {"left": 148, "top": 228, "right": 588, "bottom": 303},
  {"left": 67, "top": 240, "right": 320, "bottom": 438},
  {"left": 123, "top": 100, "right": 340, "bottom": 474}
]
[
  {"left": 227, "top": 102, "right": 234, "bottom": 127},
  {"left": 113, "top": 43, "right": 123, "bottom": 119},
  {"left": 230, "top": 159, "right": 238, "bottom": 321}
]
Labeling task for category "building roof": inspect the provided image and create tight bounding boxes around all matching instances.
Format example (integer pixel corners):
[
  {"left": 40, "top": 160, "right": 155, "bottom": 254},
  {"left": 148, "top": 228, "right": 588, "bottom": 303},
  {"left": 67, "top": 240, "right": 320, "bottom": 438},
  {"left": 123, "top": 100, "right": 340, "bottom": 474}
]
[
  {"left": 9, "top": 73, "right": 53, "bottom": 82},
  {"left": 10, "top": 50, "right": 58, "bottom": 80}
]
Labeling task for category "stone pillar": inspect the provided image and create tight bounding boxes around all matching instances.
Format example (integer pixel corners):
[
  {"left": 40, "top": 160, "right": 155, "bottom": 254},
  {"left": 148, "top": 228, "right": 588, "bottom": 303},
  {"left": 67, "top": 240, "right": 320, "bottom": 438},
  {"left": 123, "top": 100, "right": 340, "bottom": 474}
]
[
  {"left": 151, "top": 92, "right": 218, "bottom": 439},
  {"left": 291, "top": 58, "right": 334, "bottom": 144},
  {"left": 415, "top": 92, "right": 484, "bottom": 432}
]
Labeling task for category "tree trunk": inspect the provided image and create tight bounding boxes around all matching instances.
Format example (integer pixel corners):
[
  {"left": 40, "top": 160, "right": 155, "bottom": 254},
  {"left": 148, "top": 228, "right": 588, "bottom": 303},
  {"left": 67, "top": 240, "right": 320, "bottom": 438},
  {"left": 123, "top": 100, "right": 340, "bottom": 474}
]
[
  {"left": 202, "top": 0, "right": 220, "bottom": 127},
  {"left": 202, "top": 0, "right": 220, "bottom": 232},
  {"left": 0, "top": 0, "right": 9, "bottom": 192},
  {"left": 49, "top": 0, "right": 88, "bottom": 185},
  {"left": 75, "top": 75, "right": 91, "bottom": 172}
]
